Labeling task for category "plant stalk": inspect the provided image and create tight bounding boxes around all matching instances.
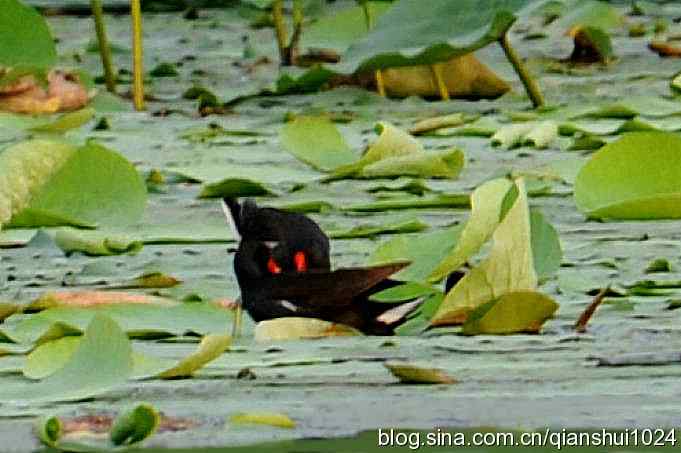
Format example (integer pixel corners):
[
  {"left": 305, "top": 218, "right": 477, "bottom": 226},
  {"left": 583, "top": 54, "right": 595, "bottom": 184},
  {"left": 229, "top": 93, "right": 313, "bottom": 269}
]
[
  {"left": 272, "top": 0, "right": 288, "bottom": 65},
  {"left": 91, "top": 0, "right": 116, "bottom": 94},
  {"left": 499, "top": 33, "right": 544, "bottom": 108},
  {"left": 131, "top": 0, "right": 145, "bottom": 110},
  {"left": 360, "top": 1, "right": 386, "bottom": 97},
  {"left": 431, "top": 63, "right": 449, "bottom": 101}
]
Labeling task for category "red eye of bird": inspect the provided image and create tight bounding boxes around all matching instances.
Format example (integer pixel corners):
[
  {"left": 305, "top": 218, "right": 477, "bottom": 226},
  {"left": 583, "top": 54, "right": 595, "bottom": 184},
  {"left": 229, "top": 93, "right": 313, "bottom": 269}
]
[
  {"left": 267, "top": 256, "right": 282, "bottom": 274},
  {"left": 294, "top": 251, "right": 307, "bottom": 272}
]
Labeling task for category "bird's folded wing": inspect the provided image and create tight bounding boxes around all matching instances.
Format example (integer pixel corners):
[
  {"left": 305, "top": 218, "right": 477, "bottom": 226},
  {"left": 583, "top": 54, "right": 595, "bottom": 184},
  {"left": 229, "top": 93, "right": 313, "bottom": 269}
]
[{"left": 261, "top": 261, "right": 410, "bottom": 308}]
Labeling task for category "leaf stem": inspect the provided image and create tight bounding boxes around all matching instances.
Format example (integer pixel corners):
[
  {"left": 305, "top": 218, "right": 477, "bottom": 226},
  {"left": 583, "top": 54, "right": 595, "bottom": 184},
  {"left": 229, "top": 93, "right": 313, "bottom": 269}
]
[
  {"left": 131, "top": 0, "right": 145, "bottom": 110},
  {"left": 91, "top": 0, "right": 116, "bottom": 94},
  {"left": 272, "top": 0, "right": 288, "bottom": 65},
  {"left": 499, "top": 33, "right": 544, "bottom": 109},
  {"left": 360, "top": 1, "right": 386, "bottom": 97},
  {"left": 431, "top": 63, "right": 449, "bottom": 101}
]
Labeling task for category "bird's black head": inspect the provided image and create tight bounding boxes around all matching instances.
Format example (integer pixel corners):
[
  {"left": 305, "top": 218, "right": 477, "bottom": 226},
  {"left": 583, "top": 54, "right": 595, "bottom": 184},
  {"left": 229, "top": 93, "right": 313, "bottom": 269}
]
[{"left": 223, "top": 198, "right": 331, "bottom": 288}]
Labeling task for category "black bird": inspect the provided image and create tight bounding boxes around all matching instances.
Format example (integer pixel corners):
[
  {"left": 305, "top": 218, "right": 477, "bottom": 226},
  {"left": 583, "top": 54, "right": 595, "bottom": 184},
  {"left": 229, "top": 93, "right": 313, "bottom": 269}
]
[{"left": 223, "top": 198, "right": 419, "bottom": 335}]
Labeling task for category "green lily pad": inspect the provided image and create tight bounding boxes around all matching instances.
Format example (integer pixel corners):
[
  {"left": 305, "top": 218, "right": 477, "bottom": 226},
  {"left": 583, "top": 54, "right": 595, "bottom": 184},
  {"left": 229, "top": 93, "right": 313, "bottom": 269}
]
[
  {"left": 329, "top": 218, "right": 427, "bottom": 239},
  {"left": 0, "top": 0, "right": 56, "bottom": 68},
  {"left": 28, "top": 108, "right": 96, "bottom": 133},
  {"left": 280, "top": 116, "right": 357, "bottom": 172},
  {"left": 54, "top": 228, "right": 144, "bottom": 256},
  {"left": 2, "top": 303, "right": 231, "bottom": 344},
  {"left": 341, "top": 0, "right": 530, "bottom": 73},
  {"left": 574, "top": 132, "right": 681, "bottom": 219},
  {"left": 370, "top": 282, "right": 438, "bottom": 303},
  {"left": 549, "top": 0, "right": 623, "bottom": 33},
  {"left": 0, "top": 314, "right": 132, "bottom": 403},
  {"left": 24, "top": 333, "right": 230, "bottom": 380},
  {"left": 2, "top": 140, "right": 146, "bottom": 229},
  {"left": 461, "top": 290, "right": 558, "bottom": 335}
]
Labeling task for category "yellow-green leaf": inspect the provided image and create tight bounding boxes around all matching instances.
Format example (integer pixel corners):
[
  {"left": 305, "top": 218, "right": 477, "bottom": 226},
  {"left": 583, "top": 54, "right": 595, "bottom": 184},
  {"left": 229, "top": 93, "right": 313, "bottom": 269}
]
[
  {"left": 428, "top": 178, "right": 513, "bottom": 282},
  {"left": 157, "top": 334, "right": 231, "bottom": 378},
  {"left": 254, "top": 317, "right": 362, "bottom": 342},
  {"left": 230, "top": 412, "right": 296, "bottom": 429},
  {"left": 574, "top": 132, "right": 681, "bottom": 219},
  {"left": 462, "top": 290, "right": 558, "bottom": 335},
  {"left": 385, "top": 362, "right": 456, "bottom": 384},
  {"left": 431, "top": 179, "right": 537, "bottom": 325}
]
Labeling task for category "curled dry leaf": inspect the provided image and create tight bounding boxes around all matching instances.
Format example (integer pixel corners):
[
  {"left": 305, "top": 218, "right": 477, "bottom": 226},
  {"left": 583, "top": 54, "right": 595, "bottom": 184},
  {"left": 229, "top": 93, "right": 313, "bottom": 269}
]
[
  {"left": 649, "top": 41, "right": 681, "bottom": 58},
  {"left": 377, "top": 54, "right": 510, "bottom": 100},
  {"left": 0, "top": 70, "right": 91, "bottom": 114}
]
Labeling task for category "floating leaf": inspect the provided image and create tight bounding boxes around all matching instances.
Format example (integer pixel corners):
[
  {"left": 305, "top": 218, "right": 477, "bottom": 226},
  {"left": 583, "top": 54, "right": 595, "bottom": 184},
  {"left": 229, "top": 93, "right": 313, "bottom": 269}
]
[
  {"left": 491, "top": 123, "right": 535, "bottom": 149},
  {"left": 110, "top": 404, "right": 160, "bottom": 446},
  {"left": 410, "top": 113, "right": 469, "bottom": 135},
  {"left": 329, "top": 218, "right": 427, "bottom": 239},
  {"left": 2, "top": 303, "right": 231, "bottom": 344},
  {"left": 345, "top": 193, "right": 469, "bottom": 212},
  {"left": 574, "top": 132, "right": 681, "bottom": 219},
  {"left": 550, "top": 0, "right": 623, "bottom": 33},
  {"left": 55, "top": 229, "right": 143, "bottom": 256},
  {"left": 0, "top": 314, "right": 132, "bottom": 403},
  {"left": 385, "top": 362, "right": 456, "bottom": 384},
  {"left": 230, "top": 412, "right": 296, "bottom": 429},
  {"left": 2, "top": 140, "right": 146, "bottom": 229},
  {"left": 29, "top": 108, "right": 95, "bottom": 133},
  {"left": 523, "top": 121, "right": 558, "bottom": 148},
  {"left": 326, "top": 122, "right": 464, "bottom": 180},
  {"left": 672, "top": 71, "right": 681, "bottom": 95},
  {"left": 432, "top": 179, "right": 537, "bottom": 325},
  {"left": 461, "top": 290, "right": 558, "bottom": 335},
  {"left": 568, "top": 26, "right": 614, "bottom": 64},
  {"left": 280, "top": 116, "right": 357, "bottom": 172},
  {"left": 29, "top": 291, "right": 177, "bottom": 310},
  {"left": 254, "top": 317, "right": 362, "bottom": 342}
]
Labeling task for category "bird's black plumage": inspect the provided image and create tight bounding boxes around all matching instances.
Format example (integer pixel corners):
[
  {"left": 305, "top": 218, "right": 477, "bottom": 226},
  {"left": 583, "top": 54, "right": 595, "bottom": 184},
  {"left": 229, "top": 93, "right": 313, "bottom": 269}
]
[{"left": 223, "top": 198, "right": 417, "bottom": 334}]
